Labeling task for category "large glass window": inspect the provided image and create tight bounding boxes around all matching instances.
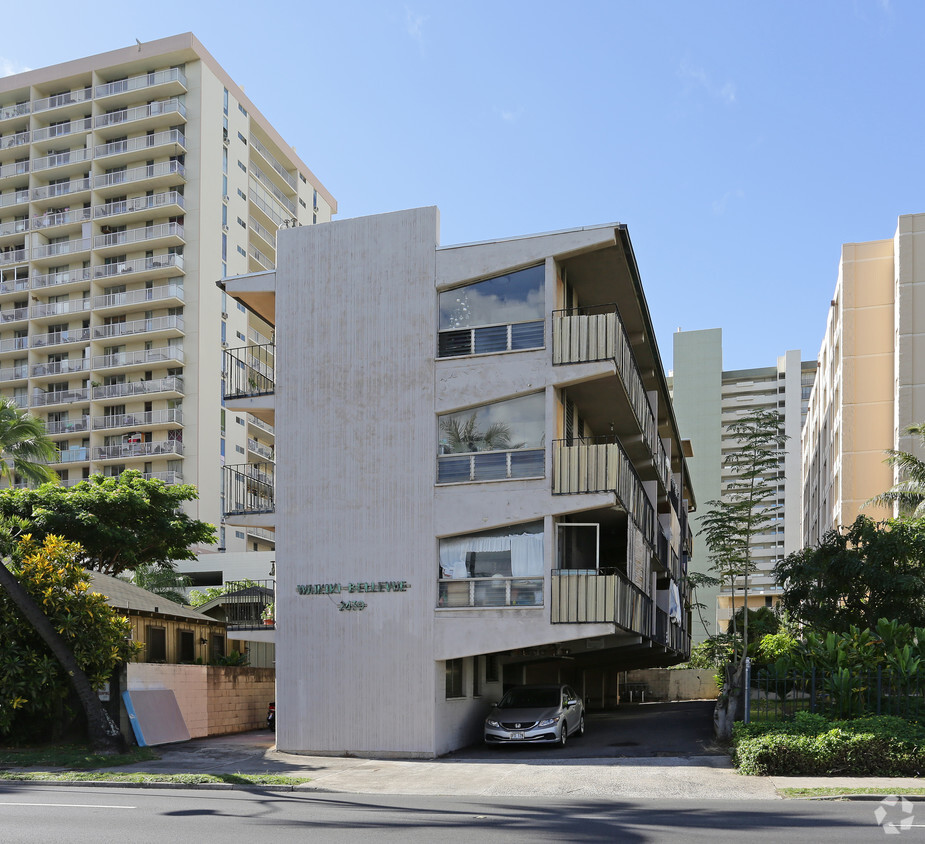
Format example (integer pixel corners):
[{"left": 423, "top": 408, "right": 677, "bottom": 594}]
[
  {"left": 438, "top": 264, "right": 544, "bottom": 357},
  {"left": 438, "top": 521, "right": 544, "bottom": 608},
  {"left": 437, "top": 393, "right": 544, "bottom": 483}
]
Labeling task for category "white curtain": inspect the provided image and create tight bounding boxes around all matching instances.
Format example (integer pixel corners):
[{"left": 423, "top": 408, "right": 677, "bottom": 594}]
[
  {"left": 439, "top": 533, "right": 544, "bottom": 578},
  {"left": 510, "top": 533, "right": 544, "bottom": 577}
]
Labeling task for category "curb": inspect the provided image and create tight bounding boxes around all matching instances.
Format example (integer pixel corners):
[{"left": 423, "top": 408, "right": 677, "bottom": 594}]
[{"left": 0, "top": 778, "right": 305, "bottom": 792}]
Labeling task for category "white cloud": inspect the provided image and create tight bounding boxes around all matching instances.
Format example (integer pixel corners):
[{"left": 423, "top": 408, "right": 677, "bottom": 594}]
[
  {"left": 0, "top": 58, "right": 31, "bottom": 78},
  {"left": 405, "top": 6, "right": 427, "bottom": 49},
  {"left": 712, "top": 189, "right": 745, "bottom": 215},
  {"left": 679, "top": 59, "right": 736, "bottom": 105}
]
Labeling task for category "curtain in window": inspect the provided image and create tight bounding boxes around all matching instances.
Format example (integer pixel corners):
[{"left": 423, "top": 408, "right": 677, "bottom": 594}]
[{"left": 439, "top": 533, "right": 544, "bottom": 578}]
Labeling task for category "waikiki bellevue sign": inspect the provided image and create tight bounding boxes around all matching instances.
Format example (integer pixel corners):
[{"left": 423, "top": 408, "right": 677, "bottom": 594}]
[{"left": 296, "top": 580, "right": 410, "bottom": 612}]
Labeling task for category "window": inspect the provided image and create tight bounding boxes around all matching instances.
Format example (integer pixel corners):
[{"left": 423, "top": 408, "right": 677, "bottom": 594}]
[
  {"left": 438, "top": 521, "right": 544, "bottom": 608},
  {"left": 237, "top": 188, "right": 246, "bottom": 200},
  {"left": 235, "top": 530, "right": 245, "bottom": 539},
  {"left": 236, "top": 245, "right": 246, "bottom": 257},
  {"left": 237, "top": 131, "right": 247, "bottom": 144},
  {"left": 438, "top": 264, "right": 545, "bottom": 357},
  {"left": 146, "top": 626, "right": 167, "bottom": 662},
  {"left": 485, "top": 654, "right": 500, "bottom": 683},
  {"left": 210, "top": 633, "right": 225, "bottom": 660},
  {"left": 237, "top": 160, "right": 247, "bottom": 173},
  {"left": 238, "top": 103, "right": 248, "bottom": 117},
  {"left": 223, "top": 88, "right": 229, "bottom": 115},
  {"left": 437, "top": 393, "right": 545, "bottom": 483},
  {"left": 445, "top": 658, "right": 464, "bottom": 698},
  {"left": 472, "top": 656, "right": 482, "bottom": 697},
  {"left": 178, "top": 630, "right": 195, "bottom": 663}
]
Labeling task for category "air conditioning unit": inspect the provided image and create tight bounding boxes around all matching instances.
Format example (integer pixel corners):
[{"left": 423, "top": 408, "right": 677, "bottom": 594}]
[
  {"left": 221, "top": 311, "right": 228, "bottom": 319},
  {"left": 222, "top": 137, "right": 230, "bottom": 147},
  {"left": 223, "top": 195, "right": 230, "bottom": 203},
  {"left": 313, "top": 205, "right": 319, "bottom": 212},
  {"left": 222, "top": 224, "right": 229, "bottom": 232},
  {"left": 221, "top": 341, "right": 228, "bottom": 349}
]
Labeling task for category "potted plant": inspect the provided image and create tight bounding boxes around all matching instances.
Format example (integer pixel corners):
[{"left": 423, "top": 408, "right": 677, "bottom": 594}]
[{"left": 261, "top": 601, "right": 275, "bottom": 625}]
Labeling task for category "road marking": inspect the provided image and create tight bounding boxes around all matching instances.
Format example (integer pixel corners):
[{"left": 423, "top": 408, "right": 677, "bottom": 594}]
[{"left": 0, "top": 802, "right": 136, "bottom": 809}]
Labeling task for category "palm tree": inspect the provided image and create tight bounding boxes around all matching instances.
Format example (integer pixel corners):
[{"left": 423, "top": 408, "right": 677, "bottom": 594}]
[
  {"left": 0, "top": 398, "right": 58, "bottom": 486},
  {"left": 867, "top": 422, "right": 925, "bottom": 517},
  {"left": 439, "top": 413, "right": 522, "bottom": 453}
]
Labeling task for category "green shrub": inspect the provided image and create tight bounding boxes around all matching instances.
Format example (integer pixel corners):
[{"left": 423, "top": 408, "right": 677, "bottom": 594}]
[{"left": 732, "top": 714, "right": 925, "bottom": 776}]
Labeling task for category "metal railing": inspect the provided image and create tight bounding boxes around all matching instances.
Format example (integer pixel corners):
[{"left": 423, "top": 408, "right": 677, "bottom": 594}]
[
  {"left": 94, "top": 190, "right": 184, "bottom": 220},
  {"left": 552, "top": 435, "right": 655, "bottom": 546},
  {"left": 0, "top": 102, "right": 30, "bottom": 121},
  {"left": 92, "top": 408, "right": 182, "bottom": 430},
  {"left": 0, "top": 306, "right": 27, "bottom": 323},
  {"left": 223, "top": 462, "right": 275, "bottom": 516},
  {"left": 0, "top": 219, "right": 28, "bottom": 237},
  {"left": 91, "top": 346, "right": 183, "bottom": 371},
  {"left": 30, "top": 147, "right": 93, "bottom": 173},
  {"left": 32, "top": 117, "right": 93, "bottom": 142},
  {"left": 93, "top": 160, "right": 185, "bottom": 190},
  {"left": 251, "top": 163, "right": 296, "bottom": 214},
  {"left": 0, "top": 160, "right": 29, "bottom": 179},
  {"left": 0, "top": 131, "right": 30, "bottom": 150},
  {"left": 223, "top": 343, "right": 275, "bottom": 398},
  {"left": 92, "top": 376, "right": 184, "bottom": 400},
  {"left": 95, "top": 68, "right": 187, "bottom": 99},
  {"left": 250, "top": 135, "right": 297, "bottom": 189},
  {"left": 50, "top": 447, "right": 90, "bottom": 464},
  {"left": 93, "top": 129, "right": 186, "bottom": 160},
  {"left": 0, "top": 364, "right": 28, "bottom": 380},
  {"left": 44, "top": 416, "right": 90, "bottom": 435},
  {"left": 438, "top": 319, "right": 544, "bottom": 358},
  {"left": 32, "top": 207, "right": 94, "bottom": 230},
  {"left": 437, "top": 447, "right": 545, "bottom": 484},
  {"left": 94, "top": 440, "right": 183, "bottom": 460},
  {"left": 247, "top": 438, "right": 274, "bottom": 461},
  {"left": 31, "top": 327, "right": 92, "bottom": 348},
  {"left": 32, "top": 88, "right": 92, "bottom": 113},
  {"left": 30, "top": 299, "right": 91, "bottom": 319},
  {"left": 550, "top": 568, "right": 652, "bottom": 635},
  {"left": 438, "top": 577, "right": 543, "bottom": 608},
  {"left": 31, "top": 238, "right": 91, "bottom": 260},
  {"left": 0, "top": 190, "right": 30, "bottom": 209},
  {"left": 92, "top": 253, "right": 184, "bottom": 279},
  {"left": 92, "top": 284, "right": 184, "bottom": 311},
  {"left": 93, "top": 222, "right": 184, "bottom": 251},
  {"left": 30, "top": 359, "right": 89, "bottom": 377},
  {"left": 32, "top": 178, "right": 92, "bottom": 202},
  {"left": 94, "top": 98, "right": 186, "bottom": 129},
  {"left": 0, "top": 247, "right": 27, "bottom": 265},
  {"left": 31, "top": 266, "right": 94, "bottom": 289},
  {"left": 32, "top": 387, "right": 90, "bottom": 407},
  {"left": 92, "top": 314, "right": 184, "bottom": 339},
  {"left": 220, "top": 579, "right": 275, "bottom": 631},
  {"left": 248, "top": 244, "right": 273, "bottom": 269}
]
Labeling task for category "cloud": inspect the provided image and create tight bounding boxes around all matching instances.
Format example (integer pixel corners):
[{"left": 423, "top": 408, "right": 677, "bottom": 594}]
[
  {"left": 495, "top": 106, "right": 524, "bottom": 124},
  {"left": 679, "top": 59, "right": 736, "bottom": 105},
  {"left": 712, "top": 189, "right": 745, "bottom": 215},
  {"left": 0, "top": 57, "right": 31, "bottom": 77},
  {"left": 405, "top": 6, "right": 427, "bottom": 49}
]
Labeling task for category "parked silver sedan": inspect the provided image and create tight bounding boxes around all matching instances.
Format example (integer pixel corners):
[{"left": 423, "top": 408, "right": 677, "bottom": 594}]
[{"left": 484, "top": 684, "right": 585, "bottom": 747}]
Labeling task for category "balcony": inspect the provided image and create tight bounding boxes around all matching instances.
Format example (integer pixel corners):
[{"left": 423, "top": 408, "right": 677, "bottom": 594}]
[
  {"left": 91, "top": 345, "right": 184, "bottom": 372},
  {"left": 31, "top": 359, "right": 90, "bottom": 378},
  {"left": 219, "top": 579, "right": 276, "bottom": 631},
  {"left": 32, "top": 207, "right": 94, "bottom": 232},
  {"left": 0, "top": 190, "right": 30, "bottom": 210},
  {"left": 94, "top": 440, "right": 183, "bottom": 461},
  {"left": 94, "top": 68, "right": 187, "bottom": 103},
  {"left": 91, "top": 376, "right": 184, "bottom": 401},
  {"left": 438, "top": 576, "right": 543, "bottom": 609},
  {"left": 32, "top": 177, "right": 92, "bottom": 203},
  {"left": 31, "top": 266, "right": 94, "bottom": 291},
  {"left": 223, "top": 344, "right": 275, "bottom": 399},
  {"left": 553, "top": 306, "right": 670, "bottom": 490},
  {"left": 30, "top": 298, "right": 91, "bottom": 320},
  {"left": 93, "top": 160, "right": 186, "bottom": 196},
  {"left": 31, "top": 237, "right": 92, "bottom": 262},
  {"left": 32, "top": 387, "right": 90, "bottom": 407},
  {"left": 247, "top": 437, "right": 274, "bottom": 461},
  {"left": 0, "top": 337, "right": 29, "bottom": 353},
  {"left": 139, "top": 471, "right": 183, "bottom": 484},
  {"left": 250, "top": 135, "right": 297, "bottom": 190},
  {"left": 32, "top": 88, "right": 92, "bottom": 115},
  {"left": 248, "top": 179, "right": 287, "bottom": 227},
  {"left": 0, "top": 306, "right": 27, "bottom": 324},
  {"left": 0, "top": 247, "right": 27, "bottom": 266},
  {"left": 223, "top": 462, "right": 274, "bottom": 516},
  {"left": 0, "top": 220, "right": 29, "bottom": 243},
  {"left": 32, "top": 327, "right": 91, "bottom": 348},
  {"left": 552, "top": 436, "right": 655, "bottom": 546},
  {"left": 249, "top": 244, "right": 273, "bottom": 270},
  {"left": 437, "top": 447, "right": 544, "bottom": 484},
  {"left": 94, "top": 99, "right": 186, "bottom": 137},
  {"left": 0, "top": 102, "right": 30, "bottom": 122},
  {"left": 92, "top": 408, "right": 182, "bottom": 431},
  {"left": 551, "top": 568, "right": 651, "bottom": 634},
  {"left": 251, "top": 163, "right": 296, "bottom": 215},
  {"left": 51, "top": 447, "right": 90, "bottom": 465},
  {"left": 0, "top": 161, "right": 29, "bottom": 179},
  {"left": 92, "top": 130, "right": 186, "bottom": 165},
  {"left": 44, "top": 416, "right": 90, "bottom": 435},
  {"left": 248, "top": 216, "right": 277, "bottom": 251},
  {"left": 92, "top": 253, "right": 184, "bottom": 280},
  {"left": 30, "top": 147, "right": 93, "bottom": 174},
  {"left": 92, "top": 314, "right": 184, "bottom": 341},
  {"left": 0, "top": 131, "right": 30, "bottom": 152},
  {"left": 94, "top": 190, "right": 184, "bottom": 222},
  {"left": 0, "top": 276, "right": 29, "bottom": 295},
  {"left": 655, "top": 607, "right": 690, "bottom": 656},
  {"left": 93, "top": 222, "right": 184, "bottom": 256},
  {"left": 32, "top": 116, "right": 93, "bottom": 143},
  {"left": 0, "top": 364, "right": 27, "bottom": 381}
]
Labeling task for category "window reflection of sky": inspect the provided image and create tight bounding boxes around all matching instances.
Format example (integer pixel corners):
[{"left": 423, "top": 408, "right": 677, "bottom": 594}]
[
  {"left": 439, "top": 264, "right": 544, "bottom": 330},
  {"left": 439, "top": 393, "right": 545, "bottom": 452}
]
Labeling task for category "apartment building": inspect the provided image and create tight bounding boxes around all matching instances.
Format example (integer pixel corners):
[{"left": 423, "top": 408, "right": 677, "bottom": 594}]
[
  {"left": 669, "top": 329, "right": 815, "bottom": 641},
  {"left": 221, "top": 207, "right": 695, "bottom": 756},
  {"left": 802, "top": 212, "right": 925, "bottom": 544},
  {"left": 0, "top": 34, "right": 335, "bottom": 562}
]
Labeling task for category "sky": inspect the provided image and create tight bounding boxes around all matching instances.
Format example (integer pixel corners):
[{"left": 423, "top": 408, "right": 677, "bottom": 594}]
[{"left": 1, "top": 0, "right": 921, "bottom": 372}]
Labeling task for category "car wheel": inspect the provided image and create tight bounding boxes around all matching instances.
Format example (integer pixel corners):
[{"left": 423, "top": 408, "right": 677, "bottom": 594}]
[
  {"left": 558, "top": 722, "right": 568, "bottom": 747},
  {"left": 577, "top": 714, "right": 585, "bottom": 737}
]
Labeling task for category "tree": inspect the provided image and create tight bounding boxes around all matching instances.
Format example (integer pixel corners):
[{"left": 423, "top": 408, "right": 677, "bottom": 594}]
[
  {"left": 774, "top": 515, "right": 925, "bottom": 633},
  {"left": 0, "top": 471, "right": 217, "bottom": 575},
  {"left": 699, "top": 410, "right": 787, "bottom": 661},
  {"left": 0, "top": 397, "right": 58, "bottom": 486},
  {"left": 0, "top": 532, "right": 137, "bottom": 749},
  {"left": 439, "top": 414, "right": 521, "bottom": 453},
  {"left": 867, "top": 422, "right": 925, "bottom": 517},
  {"left": 122, "top": 563, "right": 192, "bottom": 605}
]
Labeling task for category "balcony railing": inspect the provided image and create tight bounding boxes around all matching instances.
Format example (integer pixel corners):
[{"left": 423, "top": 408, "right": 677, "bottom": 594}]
[
  {"left": 93, "top": 160, "right": 185, "bottom": 190},
  {"left": 31, "top": 327, "right": 91, "bottom": 348},
  {"left": 437, "top": 447, "right": 544, "bottom": 484},
  {"left": 551, "top": 568, "right": 652, "bottom": 635},
  {"left": 0, "top": 276, "right": 29, "bottom": 294},
  {"left": 32, "top": 88, "right": 92, "bottom": 114},
  {"left": 50, "top": 447, "right": 90, "bottom": 464},
  {"left": 30, "top": 147, "right": 92, "bottom": 173},
  {"left": 0, "top": 337, "right": 29, "bottom": 352},
  {"left": 0, "top": 364, "right": 28, "bottom": 380},
  {"left": 92, "top": 376, "right": 184, "bottom": 400},
  {"left": 31, "top": 359, "right": 90, "bottom": 377},
  {"left": 93, "top": 222, "right": 184, "bottom": 251},
  {"left": 94, "top": 190, "right": 184, "bottom": 220},
  {"left": 224, "top": 462, "right": 274, "bottom": 516},
  {"left": 0, "top": 102, "right": 29, "bottom": 121},
  {"left": 1, "top": 131, "right": 30, "bottom": 150},
  {"left": 31, "top": 266, "right": 94, "bottom": 290},
  {"left": 32, "top": 116, "right": 93, "bottom": 142},
  {"left": 223, "top": 343, "right": 275, "bottom": 398},
  {"left": 248, "top": 215, "right": 277, "bottom": 248},
  {"left": 44, "top": 416, "right": 90, "bottom": 435},
  {"left": 94, "top": 98, "right": 186, "bottom": 129},
  {"left": 93, "top": 129, "right": 186, "bottom": 160},
  {"left": 92, "top": 408, "right": 182, "bottom": 431},
  {"left": 0, "top": 247, "right": 27, "bottom": 265},
  {"left": 91, "top": 346, "right": 184, "bottom": 371},
  {"left": 32, "top": 387, "right": 90, "bottom": 407},
  {"left": 32, "top": 207, "right": 94, "bottom": 231},
  {"left": 92, "top": 253, "right": 184, "bottom": 279},
  {"left": 30, "top": 298, "right": 91, "bottom": 319},
  {"left": 94, "top": 440, "right": 183, "bottom": 460},
  {"left": 553, "top": 305, "right": 669, "bottom": 490},
  {"left": 251, "top": 163, "right": 296, "bottom": 215},
  {"left": 92, "top": 314, "right": 184, "bottom": 340},
  {"left": 250, "top": 135, "right": 297, "bottom": 189},
  {"left": 139, "top": 471, "right": 183, "bottom": 484},
  {"left": 438, "top": 576, "right": 543, "bottom": 609},
  {"left": 0, "top": 306, "right": 27, "bottom": 323},
  {"left": 32, "top": 178, "right": 92, "bottom": 201},
  {"left": 31, "top": 238, "right": 91, "bottom": 260},
  {"left": 95, "top": 68, "right": 187, "bottom": 99},
  {"left": 552, "top": 436, "right": 655, "bottom": 546},
  {"left": 247, "top": 438, "right": 274, "bottom": 461},
  {"left": 248, "top": 245, "right": 272, "bottom": 269},
  {"left": 0, "top": 190, "right": 30, "bottom": 209},
  {"left": 221, "top": 579, "right": 276, "bottom": 631},
  {"left": 248, "top": 179, "right": 287, "bottom": 226},
  {"left": 0, "top": 219, "right": 28, "bottom": 238},
  {"left": 0, "top": 161, "right": 29, "bottom": 178}
]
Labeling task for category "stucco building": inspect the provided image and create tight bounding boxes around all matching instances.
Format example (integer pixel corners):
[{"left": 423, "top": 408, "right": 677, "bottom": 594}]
[
  {"left": 221, "top": 207, "right": 696, "bottom": 756},
  {"left": 802, "top": 212, "right": 925, "bottom": 543},
  {"left": 669, "top": 329, "right": 815, "bottom": 641},
  {"left": 0, "top": 34, "right": 334, "bottom": 562}
]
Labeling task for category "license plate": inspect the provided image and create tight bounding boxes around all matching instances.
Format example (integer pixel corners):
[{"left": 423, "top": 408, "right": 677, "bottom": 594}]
[{"left": 510, "top": 732, "right": 524, "bottom": 740}]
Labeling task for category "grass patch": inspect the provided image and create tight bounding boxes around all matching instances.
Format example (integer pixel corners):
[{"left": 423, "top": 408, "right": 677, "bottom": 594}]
[
  {"left": 780, "top": 787, "right": 925, "bottom": 799},
  {"left": 0, "top": 771, "right": 310, "bottom": 785},
  {"left": 0, "top": 745, "right": 158, "bottom": 770}
]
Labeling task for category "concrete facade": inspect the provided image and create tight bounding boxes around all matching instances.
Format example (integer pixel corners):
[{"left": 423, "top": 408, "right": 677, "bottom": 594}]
[
  {"left": 802, "top": 213, "right": 925, "bottom": 542},
  {"left": 669, "top": 329, "right": 814, "bottom": 641},
  {"left": 223, "top": 208, "right": 696, "bottom": 757},
  {"left": 0, "top": 34, "right": 334, "bottom": 563}
]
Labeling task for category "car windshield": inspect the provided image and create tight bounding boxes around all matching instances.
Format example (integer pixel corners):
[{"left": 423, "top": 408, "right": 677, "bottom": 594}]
[{"left": 498, "top": 688, "right": 559, "bottom": 709}]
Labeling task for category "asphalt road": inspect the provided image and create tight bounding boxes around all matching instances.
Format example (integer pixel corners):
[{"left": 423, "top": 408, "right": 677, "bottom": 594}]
[{"left": 0, "top": 784, "right": 912, "bottom": 843}]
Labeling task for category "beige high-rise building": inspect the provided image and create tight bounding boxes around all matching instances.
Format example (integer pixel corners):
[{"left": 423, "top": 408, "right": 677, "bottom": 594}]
[
  {"left": 802, "top": 213, "right": 925, "bottom": 545},
  {"left": 0, "top": 33, "right": 335, "bottom": 560}
]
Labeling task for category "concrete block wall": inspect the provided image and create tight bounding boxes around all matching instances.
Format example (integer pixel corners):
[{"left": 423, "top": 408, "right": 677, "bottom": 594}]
[{"left": 622, "top": 668, "right": 718, "bottom": 702}]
